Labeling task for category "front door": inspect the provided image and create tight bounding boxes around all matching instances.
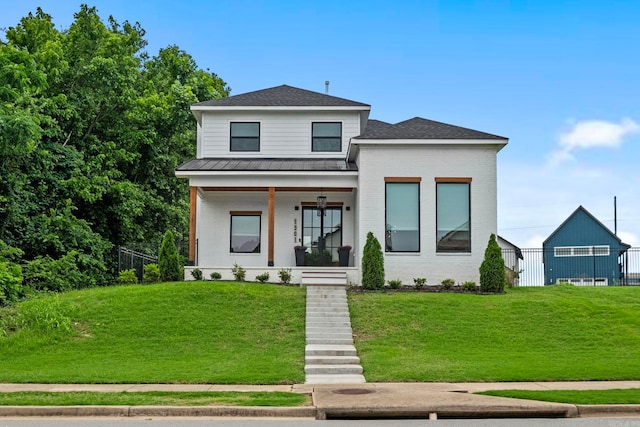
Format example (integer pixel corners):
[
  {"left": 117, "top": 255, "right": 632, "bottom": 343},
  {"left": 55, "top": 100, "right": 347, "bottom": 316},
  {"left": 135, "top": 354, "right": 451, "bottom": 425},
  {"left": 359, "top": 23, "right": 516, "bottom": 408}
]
[{"left": 302, "top": 206, "right": 342, "bottom": 265}]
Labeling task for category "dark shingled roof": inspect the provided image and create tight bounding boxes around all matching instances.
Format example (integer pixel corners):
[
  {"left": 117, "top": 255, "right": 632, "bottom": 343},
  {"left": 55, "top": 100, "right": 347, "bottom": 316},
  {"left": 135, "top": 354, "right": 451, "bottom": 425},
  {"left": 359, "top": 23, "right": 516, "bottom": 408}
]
[
  {"left": 355, "top": 117, "right": 507, "bottom": 140},
  {"left": 176, "top": 158, "right": 358, "bottom": 172},
  {"left": 193, "top": 85, "right": 370, "bottom": 108}
]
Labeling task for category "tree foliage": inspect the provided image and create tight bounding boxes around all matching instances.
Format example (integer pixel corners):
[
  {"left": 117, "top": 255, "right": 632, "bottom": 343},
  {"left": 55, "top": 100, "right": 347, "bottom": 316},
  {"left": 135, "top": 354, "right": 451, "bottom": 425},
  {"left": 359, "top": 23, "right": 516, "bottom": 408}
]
[
  {"left": 479, "top": 234, "right": 506, "bottom": 293},
  {"left": 362, "top": 232, "right": 385, "bottom": 290},
  {"left": 0, "top": 5, "right": 229, "bottom": 297}
]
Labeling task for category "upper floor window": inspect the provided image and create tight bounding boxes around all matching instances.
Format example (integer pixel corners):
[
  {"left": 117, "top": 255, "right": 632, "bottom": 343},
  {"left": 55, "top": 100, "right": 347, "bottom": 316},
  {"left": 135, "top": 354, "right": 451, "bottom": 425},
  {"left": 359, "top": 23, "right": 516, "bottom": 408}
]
[
  {"left": 436, "top": 179, "right": 471, "bottom": 253},
  {"left": 385, "top": 179, "right": 420, "bottom": 252},
  {"left": 312, "top": 122, "right": 342, "bottom": 152},
  {"left": 230, "top": 122, "right": 260, "bottom": 152}
]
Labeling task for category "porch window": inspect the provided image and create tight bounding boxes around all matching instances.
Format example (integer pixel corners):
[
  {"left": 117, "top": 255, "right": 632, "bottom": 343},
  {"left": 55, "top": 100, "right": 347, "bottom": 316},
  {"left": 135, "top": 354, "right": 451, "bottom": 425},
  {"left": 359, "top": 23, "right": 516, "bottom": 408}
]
[
  {"left": 230, "top": 122, "right": 260, "bottom": 152},
  {"left": 312, "top": 122, "right": 342, "bottom": 152},
  {"left": 230, "top": 213, "right": 261, "bottom": 253},
  {"left": 436, "top": 180, "right": 471, "bottom": 253},
  {"left": 385, "top": 181, "right": 420, "bottom": 252}
]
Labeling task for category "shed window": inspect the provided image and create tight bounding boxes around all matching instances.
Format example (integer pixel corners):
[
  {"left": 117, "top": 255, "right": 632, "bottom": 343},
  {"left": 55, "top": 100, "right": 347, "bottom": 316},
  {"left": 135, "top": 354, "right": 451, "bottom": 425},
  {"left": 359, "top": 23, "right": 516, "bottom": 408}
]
[{"left": 554, "top": 245, "right": 610, "bottom": 257}]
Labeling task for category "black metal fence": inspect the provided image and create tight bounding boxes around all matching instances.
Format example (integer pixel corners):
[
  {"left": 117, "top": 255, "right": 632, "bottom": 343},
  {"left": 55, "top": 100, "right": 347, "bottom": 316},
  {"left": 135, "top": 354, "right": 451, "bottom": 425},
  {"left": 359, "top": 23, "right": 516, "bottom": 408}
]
[
  {"left": 118, "top": 247, "right": 158, "bottom": 281},
  {"left": 501, "top": 247, "right": 640, "bottom": 287}
]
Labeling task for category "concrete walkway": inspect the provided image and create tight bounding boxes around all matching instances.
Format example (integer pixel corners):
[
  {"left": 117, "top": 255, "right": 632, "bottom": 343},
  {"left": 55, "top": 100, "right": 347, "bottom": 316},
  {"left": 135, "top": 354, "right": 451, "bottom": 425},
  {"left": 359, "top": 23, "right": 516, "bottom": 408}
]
[{"left": 0, "top": 381, "right": 639, "bottom": 419}]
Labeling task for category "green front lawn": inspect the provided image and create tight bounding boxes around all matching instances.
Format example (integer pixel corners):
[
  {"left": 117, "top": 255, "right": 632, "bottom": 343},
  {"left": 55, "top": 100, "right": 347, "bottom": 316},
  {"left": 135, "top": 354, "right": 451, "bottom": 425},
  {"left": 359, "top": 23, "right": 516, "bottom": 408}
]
[
  {"left": 349, "top": 285, "right": 640, "bottom": 382},
  {"left": 2, "top": 281, "right": 639, "bottom": 384},
  {"left": 478, "top": 389, "right": 640, "bottom": 404},
  {"left": 0, "top": 391, "right": 309, "bottom": 407},
  {"left": 0, "top": 282, "right": 305, "bottom": 384}
]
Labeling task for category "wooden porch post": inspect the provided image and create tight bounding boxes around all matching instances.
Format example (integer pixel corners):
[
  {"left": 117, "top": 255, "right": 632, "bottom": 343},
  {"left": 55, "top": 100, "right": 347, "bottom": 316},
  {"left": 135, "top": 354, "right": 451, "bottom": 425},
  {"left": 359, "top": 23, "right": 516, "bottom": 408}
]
[
  {"left": 189, "top": 186, "right": 197, "bottom": 265},
  {"left": 268, "top": 187, "right": 275, "bottom": 266}
]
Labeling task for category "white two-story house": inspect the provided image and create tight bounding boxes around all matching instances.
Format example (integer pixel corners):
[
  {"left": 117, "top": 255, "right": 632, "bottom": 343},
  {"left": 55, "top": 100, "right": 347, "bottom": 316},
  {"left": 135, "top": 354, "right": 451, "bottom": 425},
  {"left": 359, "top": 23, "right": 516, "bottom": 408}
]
[{"left": 176, "top": 85, "right": 508, "bottom": 285}]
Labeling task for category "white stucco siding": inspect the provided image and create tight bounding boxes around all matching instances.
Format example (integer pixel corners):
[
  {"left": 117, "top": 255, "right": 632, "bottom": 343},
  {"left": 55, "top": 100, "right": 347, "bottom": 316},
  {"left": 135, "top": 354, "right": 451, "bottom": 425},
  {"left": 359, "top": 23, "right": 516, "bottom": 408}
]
[
  {"left": 199, "top": 111, "right": 362, "bottom": 158},
  {"left": 356, "top": 144, "right": 500, "bottom": 285},
  {"left": 195, "top": 190, "right": 356, "bottom": 269}
]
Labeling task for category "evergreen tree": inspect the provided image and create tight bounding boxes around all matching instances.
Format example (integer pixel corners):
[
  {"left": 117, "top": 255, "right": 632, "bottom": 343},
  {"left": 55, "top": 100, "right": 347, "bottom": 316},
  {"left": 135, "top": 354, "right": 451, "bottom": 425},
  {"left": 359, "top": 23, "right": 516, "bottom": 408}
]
[
  {"left": 159, "top": 230, "right": 181, "bottom": 282},
  {"left": 479, "top": 234, "right": 506, "bottom": 293},
  {"left": 362, "top": 232, "right": 384, "bottom": 289}
]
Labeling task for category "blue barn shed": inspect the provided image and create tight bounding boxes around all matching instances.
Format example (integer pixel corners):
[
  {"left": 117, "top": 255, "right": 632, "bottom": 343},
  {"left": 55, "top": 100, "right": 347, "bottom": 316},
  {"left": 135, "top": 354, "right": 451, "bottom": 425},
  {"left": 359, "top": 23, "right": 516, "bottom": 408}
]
[{"left": 543, "top": 206, "right": 630, "bottom": 286}]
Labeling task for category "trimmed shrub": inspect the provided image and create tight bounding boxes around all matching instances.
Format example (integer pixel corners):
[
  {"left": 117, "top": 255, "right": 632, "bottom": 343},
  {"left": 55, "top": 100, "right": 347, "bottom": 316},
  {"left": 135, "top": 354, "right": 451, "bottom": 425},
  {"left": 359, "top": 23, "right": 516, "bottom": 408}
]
[
  {"left": 462, "top": 281, "right": 477, "bottom": 292},
  {"left": 480, "top": 233, "right": 507, "bottom": 293},
  {"left": 387, "top": 279, "right": 402, "bottom": 289},
  {"left": 278, "top": 268, "right": 292, "bottom": 284},
  {"left": 118, "top": 269, "right": 138, "bottom": 284},
  {"left": 362, "top": 232, "right": 384, "bottom": 290},
  {"left": 256, "top": 272, "right": 269, "bottom": 283},
  {"left": 143, "top": 263, "right": 161, "bottom": 284},
  {"left": 441, "top": 278, "right": 455, "bottom": 290},
  {"left": 210, "top": 272, "right": 222, "bottom": 281},
  {"left": 158, "top": 230, "right": 182, "bottom": 282},
  {"left": 191, "top": 268, "right": 203, "bottom": 281},
  {"left": 231, "top": 263, "right": 246, "bottom": 281}
]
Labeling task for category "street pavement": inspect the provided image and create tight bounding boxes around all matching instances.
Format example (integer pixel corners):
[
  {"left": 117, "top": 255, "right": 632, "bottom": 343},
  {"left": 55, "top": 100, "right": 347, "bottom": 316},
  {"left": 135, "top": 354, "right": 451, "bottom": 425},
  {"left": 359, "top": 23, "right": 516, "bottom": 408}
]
[{"left": 0, "top": 381, "right": 639, "bottom": 419}]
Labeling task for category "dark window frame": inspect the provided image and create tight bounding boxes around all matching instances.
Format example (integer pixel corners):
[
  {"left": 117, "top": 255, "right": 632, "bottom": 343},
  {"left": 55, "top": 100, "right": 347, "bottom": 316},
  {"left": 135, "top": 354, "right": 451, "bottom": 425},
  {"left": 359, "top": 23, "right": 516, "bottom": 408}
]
[
  {"left": 229, "top": 212, "right": 262, "bottom": 253},
  {"left": 230, "top": 122, "right": 260, "bottom": 152},
  {"left": 385, "top": 180, "right": 421, "bottom": 253},
  {"left": 312, "top": 122, "right": 342, "bottom": 152},
  {"left": 435, "top": 180, "right": 471, "bottom": 253}
]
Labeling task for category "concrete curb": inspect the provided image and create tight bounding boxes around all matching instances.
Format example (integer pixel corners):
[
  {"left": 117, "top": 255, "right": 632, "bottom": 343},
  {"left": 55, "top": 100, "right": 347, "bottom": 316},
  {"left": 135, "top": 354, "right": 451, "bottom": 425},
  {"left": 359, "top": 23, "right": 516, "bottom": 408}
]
[
  {"left": 0, "top": 405, "right": 317, "bottom": 418},
  {"left": 576, "top": 404, "right": 640, "bottom": 417},
  {"left": 2, "top": 404, "right": 640, "bottom": 419}
]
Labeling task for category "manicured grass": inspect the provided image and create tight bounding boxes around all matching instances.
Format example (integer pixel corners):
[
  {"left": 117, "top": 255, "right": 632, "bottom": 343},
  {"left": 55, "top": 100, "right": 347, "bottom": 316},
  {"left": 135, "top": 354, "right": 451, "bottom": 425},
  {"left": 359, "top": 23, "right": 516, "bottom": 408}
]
[
  {"left": 478, "top": 389, "right": 640, "bottom": 404},
  {"left": 0, "top": 282, "right": 305, "bottom": 384},
  {"left": 348, "top": 285, "right": 640, "bottom": 382},
  {"left": 0, "top": 391, "right": 309, "bottom": 407}
]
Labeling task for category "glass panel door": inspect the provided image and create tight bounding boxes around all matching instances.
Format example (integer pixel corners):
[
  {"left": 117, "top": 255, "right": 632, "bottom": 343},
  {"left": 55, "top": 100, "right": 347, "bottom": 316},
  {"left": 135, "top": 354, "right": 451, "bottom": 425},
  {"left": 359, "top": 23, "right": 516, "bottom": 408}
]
[{"left": 302, "top": 207, "right": 342, "bottom": 265}]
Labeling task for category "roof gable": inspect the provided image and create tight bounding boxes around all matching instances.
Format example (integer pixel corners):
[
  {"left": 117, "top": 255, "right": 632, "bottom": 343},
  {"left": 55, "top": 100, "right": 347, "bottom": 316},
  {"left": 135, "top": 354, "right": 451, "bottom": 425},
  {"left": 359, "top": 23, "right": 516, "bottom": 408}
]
[
  {"left": 543, "top": 205, "right": 630, "bottom": 250},
  {"left": 355, "top": 117, "right": 507, "bottom": 140},
  {"left": 193, "top": 84, "right": 370, "bottom": 108}
]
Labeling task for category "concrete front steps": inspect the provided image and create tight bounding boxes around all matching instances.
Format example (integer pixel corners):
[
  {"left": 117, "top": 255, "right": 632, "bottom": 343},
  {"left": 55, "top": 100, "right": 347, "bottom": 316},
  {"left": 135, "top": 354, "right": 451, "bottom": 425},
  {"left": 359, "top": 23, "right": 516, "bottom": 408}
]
[{"left": 303, "top": 271, "right": 365, "bottom": 384}]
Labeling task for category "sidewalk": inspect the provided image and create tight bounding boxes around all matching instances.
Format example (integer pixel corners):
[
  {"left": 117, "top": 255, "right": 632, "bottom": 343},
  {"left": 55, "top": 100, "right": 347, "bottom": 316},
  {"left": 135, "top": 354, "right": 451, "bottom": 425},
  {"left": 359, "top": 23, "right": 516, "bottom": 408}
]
[{"left": 0, "top": 381, "right": 639, "bottom": 419}]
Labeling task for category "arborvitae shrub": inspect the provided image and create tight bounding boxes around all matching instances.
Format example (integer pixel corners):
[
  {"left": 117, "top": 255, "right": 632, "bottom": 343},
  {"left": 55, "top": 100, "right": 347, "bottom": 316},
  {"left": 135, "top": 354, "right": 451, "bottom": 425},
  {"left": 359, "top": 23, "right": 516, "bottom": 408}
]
[
  {"left": 362, "top": 232, "right": 384, "bottom": 290},
  {"left": 159, "top": 230, "right": 181, "bottom": 282},
  {"left": 479, "top": 233, "right": 506, "bottom": 293}
]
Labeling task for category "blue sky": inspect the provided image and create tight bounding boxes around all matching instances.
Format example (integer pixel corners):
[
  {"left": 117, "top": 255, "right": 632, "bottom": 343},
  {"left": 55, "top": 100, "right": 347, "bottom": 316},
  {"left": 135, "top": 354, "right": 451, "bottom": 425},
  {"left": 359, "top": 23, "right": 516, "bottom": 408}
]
[{"left": 3, "top": 0, "right": 640, "bottom": 248}]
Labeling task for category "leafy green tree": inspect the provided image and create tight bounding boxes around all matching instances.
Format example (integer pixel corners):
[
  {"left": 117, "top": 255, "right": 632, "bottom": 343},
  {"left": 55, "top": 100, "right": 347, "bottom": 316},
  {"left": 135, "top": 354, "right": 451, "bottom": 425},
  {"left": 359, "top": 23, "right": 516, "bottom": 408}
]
[
  {"left": 479, "top": 234, "right": 506, "bottom": 293},
  {"left": 362, "top": 232, "right": 384, "bottom": 290},
  {"left": 0, "top": 5, "right": 229, "bottom": 292},
  {"left": 159, "top": 230, "right": 181, "bottom": 282}
]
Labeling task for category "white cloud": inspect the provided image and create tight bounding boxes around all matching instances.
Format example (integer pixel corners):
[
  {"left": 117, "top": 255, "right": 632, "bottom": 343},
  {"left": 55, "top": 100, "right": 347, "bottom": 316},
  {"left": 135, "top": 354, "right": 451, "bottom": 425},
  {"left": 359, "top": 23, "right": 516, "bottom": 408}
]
[{"left": 547, "top": 118, "right": 640, "bottom": 168}]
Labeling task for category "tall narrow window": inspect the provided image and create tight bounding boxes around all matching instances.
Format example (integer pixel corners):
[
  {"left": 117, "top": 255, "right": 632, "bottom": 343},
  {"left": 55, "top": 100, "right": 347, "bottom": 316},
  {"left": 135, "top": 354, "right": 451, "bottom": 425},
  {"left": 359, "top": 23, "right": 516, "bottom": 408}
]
[
  {"left": 436, "top": 181, "right": 471, "bottom": 253},
  {"left": 385, "top": 182, "right": 420, "bottom": 252},
  {"left": 312, "top": 122, "right": 342, "bottom": 152},
  {"left": 230, "top": 122, "right": 260, "bottom": 151},
  {"left": 230, "top": 213, "right": 261, "bottom": 253}
]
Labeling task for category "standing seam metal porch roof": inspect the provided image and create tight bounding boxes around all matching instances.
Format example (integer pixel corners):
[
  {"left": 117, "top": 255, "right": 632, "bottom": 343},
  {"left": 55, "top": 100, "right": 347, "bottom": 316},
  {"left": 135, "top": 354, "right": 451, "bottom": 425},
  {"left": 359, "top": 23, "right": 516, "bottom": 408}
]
[{"left": 176, "top": 158, "right": 358, "bottom": 172}]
